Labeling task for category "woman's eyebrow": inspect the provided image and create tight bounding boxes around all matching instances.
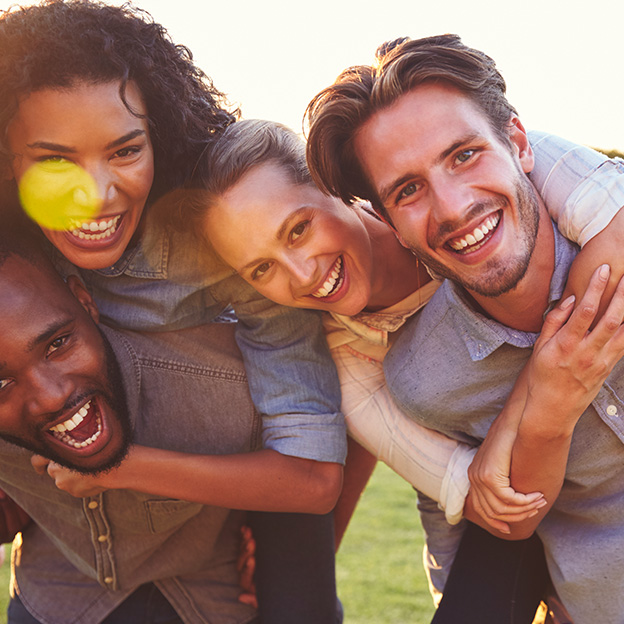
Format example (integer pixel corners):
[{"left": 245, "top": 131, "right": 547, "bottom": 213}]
[
  {"left": 105, "top": 129, "right": 147, "bottom": 150},
  {"left": 275, "top": 207, "right": 309, "bottom": 240},
  {"left": 26, "top": 129, "right": 146, "bottom": 153}
]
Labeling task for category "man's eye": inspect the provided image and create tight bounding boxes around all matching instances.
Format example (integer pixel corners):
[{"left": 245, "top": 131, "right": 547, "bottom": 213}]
[
  {"left": 398, "top": 183, "right": 419, "bottom": 201},
  {"left": 47, "top": 335, "right": 69, "bottom": 356},
  {"left": 0, "top": 379, "right": 12, "bottom": 392},
  {"left": 290, "top": 221, "right": 309, "bottom": 242},
  {"left": 251, "top": 262, "right": 272, "bottom": 280},
  {"left": 455, "top": 149, "right": 476, "bottom": 164}
]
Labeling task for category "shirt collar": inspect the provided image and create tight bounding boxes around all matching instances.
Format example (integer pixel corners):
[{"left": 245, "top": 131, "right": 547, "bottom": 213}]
[
  {"left": 99, "top": 325, "right": 141, "bottom": 427},
  {"left": 90, "top": 212, "right": 169, "bottom": 279},
  {"left": 445, "top": 221, "right": 578, "bottom": 361}
]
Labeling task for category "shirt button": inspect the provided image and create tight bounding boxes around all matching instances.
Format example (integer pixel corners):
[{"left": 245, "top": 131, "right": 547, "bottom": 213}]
[
  {"left": 97, "top": 534, "right": 108, "bottom": 543},
  {"left": 88, "top": 501, "right": 99, "bottom": 510},
  {"left": 104, "top": 577, "right": 114, "bottom": 584},
  {"left": 607, "top": 404, "right": 619, "bottom": 416}
]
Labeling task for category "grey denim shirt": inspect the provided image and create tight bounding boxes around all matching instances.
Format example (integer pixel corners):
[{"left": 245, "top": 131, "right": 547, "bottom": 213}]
[{"left": 1, "top": 323, "right": 261, "bottom": 624}]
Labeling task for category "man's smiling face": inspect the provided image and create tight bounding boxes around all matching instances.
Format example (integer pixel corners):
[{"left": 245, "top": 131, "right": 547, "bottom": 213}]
[
  {"left": 354, "top": 82, "right": 541, "bottom": 298},
  {"left": 0, "top": 254, "right": 131, "bottom": 473}
]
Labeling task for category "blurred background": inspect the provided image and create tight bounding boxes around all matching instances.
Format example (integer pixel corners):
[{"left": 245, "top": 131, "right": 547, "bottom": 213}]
[{"left": 106, "top": 0, "right": 623, "bottom": 151}]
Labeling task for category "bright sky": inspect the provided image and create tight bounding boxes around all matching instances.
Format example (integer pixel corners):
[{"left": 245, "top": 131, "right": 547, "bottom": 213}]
[
  {"left": 129, "top": 0, "right": 624, "bottom": 152},
  {"left": 9, "top": 0, "right": 624, "bottom": 151}
]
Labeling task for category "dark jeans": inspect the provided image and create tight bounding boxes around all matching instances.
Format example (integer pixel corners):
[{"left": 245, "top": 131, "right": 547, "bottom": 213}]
[
  {"left": 9, "top": 583, "right": 184, "bottom": 624},
  {"left": 431, "top": 522, "right": 549, "bottom": 624},
  {"left": 248, "top": 510, "right": 342, "bottom": 624},
  {"left": 9, "top": 513, "right": 340, "bottom": 624}
]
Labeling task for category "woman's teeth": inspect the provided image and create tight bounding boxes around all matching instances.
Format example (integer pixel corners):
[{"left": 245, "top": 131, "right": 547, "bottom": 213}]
[
  {"left": 312, "top": 257, "right": 344, "bottom": 298},
  {"left": 448, "top": 213, "right": 500, "bottom": 252},
  {"left": 69, "top": 216, "right": 121, "bottom": 241}
]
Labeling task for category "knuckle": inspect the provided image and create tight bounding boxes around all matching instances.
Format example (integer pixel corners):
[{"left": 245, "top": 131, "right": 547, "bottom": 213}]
[{"left": 579, "top": 303, "right": 597, "bottom": 319}]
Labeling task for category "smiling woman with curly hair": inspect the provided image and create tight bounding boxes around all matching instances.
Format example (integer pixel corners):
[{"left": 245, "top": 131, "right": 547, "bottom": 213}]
[
  {"left": 0, "top": 3, "right": 347, "bottom": 624},
  {"left": 0, "top": 0, "right": 237, "bottom": 202}
]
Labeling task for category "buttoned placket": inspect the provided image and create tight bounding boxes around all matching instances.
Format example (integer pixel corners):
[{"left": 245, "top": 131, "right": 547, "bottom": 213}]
[
  {"left": 594, "top": 382, "right": 624, "bottom": 443},
  {"left": 83, "top": 494, "right": 117, "bottom": 589}
]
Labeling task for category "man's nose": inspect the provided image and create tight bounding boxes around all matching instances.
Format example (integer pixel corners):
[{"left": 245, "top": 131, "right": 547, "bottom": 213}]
[
  {"left": 429, "top": 177, "right": 476, "bottom": 226},
  {"left": 24, "top": 367, "right": 74, "bottom": 419}
]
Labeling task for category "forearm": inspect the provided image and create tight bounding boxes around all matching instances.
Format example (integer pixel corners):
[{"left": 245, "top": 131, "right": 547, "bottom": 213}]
[
  {"left": 333, "top": 437, "right": 377, "bottom": 550},
  {"left": 96, "top": 446, "right": 343, "bottom": 514},
  {"left": 507, "top": 398, "right": 575, "bottom": 538}
]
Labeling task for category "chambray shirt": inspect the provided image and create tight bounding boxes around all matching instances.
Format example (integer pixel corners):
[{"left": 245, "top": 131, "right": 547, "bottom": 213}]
[
  {"left": 0, "top": 324, "right": 262, "bottom": 624},
  {"left": 54, "top": 213, "right": 346, "bottom": 464},
  {"left": 385, "top": 226, "right": 624, "bottom": 623}
]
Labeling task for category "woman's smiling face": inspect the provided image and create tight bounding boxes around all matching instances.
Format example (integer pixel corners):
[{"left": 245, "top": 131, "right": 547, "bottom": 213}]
[
  {"left": 205, "top": 162, "right": 376, "bottom": 316},
  {"left": 7, "top": 80, "right": 155, "bottom": 270}
]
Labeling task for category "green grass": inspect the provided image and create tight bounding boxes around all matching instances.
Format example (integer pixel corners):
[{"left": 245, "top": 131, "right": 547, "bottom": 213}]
[
  {"left": 0, "top": 463, "right": 434, "bottom": 624},
  {"left": 337, "top": 462, "right": 436, "bottom": 623},
  {"left": 0, "top": 546, "right": 8, "bottom": 624}
]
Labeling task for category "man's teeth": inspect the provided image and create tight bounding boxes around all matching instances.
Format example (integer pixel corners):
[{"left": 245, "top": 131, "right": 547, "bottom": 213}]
[
  {"left": 312, "top": 257, "right": 343, "bottom": 298},
  {"left": 449, "top": 214, "right": 500, "bottom": 251},
  {"left": 69, "top": 216, "right": 120, "bottom": 241},
  {"left": 49, "top": 400, "right": 103, "bottom": 448}
]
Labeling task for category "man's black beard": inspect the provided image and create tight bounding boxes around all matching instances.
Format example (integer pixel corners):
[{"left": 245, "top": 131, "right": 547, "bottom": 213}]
[{"left": 0, "top": 329, "right": 134, "bottom": 475}]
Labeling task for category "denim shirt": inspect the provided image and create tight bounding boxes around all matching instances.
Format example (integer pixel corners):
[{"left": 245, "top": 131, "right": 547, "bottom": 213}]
[
  {"left": 385, "top": 226, "right": 624, "bottom": 623},
  {"left": 2, "top": 323, "right": 262, "bottom": 624},
  {"left": 55, "top": 214, "right": 346, "bottom": 464}
]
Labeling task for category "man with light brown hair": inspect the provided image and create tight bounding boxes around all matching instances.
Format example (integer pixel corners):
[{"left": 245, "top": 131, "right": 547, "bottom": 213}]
[{"left": 306, "top": 34, "right": 624, "bottom": 623}]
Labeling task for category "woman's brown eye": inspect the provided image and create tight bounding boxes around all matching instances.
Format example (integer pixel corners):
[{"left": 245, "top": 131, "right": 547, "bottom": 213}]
[
  {"left": 291, "top": 221, "right": 308, "bottom": 241},
  {"left": 252, "top": 262, "right": 271, "bottom": 280}
]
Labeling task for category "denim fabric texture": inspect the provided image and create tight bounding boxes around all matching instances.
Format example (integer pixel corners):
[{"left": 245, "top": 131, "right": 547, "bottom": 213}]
[
  {"left": 53, "top": 208, "right": 347, "bottom": 464},
  {"left": 1, "top": 324, "right": 261, "bottom": 624}
]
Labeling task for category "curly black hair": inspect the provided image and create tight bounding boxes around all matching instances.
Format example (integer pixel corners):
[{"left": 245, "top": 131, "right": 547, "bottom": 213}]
[{"left": 0, "top": 0, "right": 239, "bottom": 205}]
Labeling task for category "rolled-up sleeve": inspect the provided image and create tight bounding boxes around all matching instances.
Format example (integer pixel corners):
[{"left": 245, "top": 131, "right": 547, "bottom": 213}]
[
  {"left": 530, "top": 130, "right": 624, "bottom": 247},
  {"left": 214, "top": 275, "right": 347, "bottom": 464}
]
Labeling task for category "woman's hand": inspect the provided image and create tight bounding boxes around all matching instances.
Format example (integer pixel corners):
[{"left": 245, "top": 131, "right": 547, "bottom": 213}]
[
  {"left": 470, "top": 265, "right": 624, "bottom": 534},
  {"left": 527, "top": 265, "right": 624, "bottom": 422},
  {"left": 467, "top": 391, "right": 546, "bottom": 534},
  {"left": 31, "top": 455, "right": 109, "bottom": 497},
  {"left": 237, "top": 525, "right": 258, "bottom": 608}
]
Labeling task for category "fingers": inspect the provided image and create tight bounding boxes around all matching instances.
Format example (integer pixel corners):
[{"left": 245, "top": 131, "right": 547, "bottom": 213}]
[
  {"left": 43, "top": 461, "right": 62, "bottom": 479},
  {"left": 539, "top": 294, "right": 576, "bottom": 344},
  {"left": 550, "top": 264, "right": 611, "bottom": 344},
  {"left": 30, "top": 454, "right": 50, "bottom": 475},
  {"left": 588, "top": 273, "right": 624, "bottom": 348},
  {"left": 470, "top": 493, "right": 510, "bottom": 534},
  {"left": 238, "top": 591, "right": 258, "bottom": 609}
]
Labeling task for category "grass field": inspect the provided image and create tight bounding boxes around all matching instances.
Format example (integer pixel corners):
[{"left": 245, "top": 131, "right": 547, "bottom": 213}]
[
  {"left": 337, "top": 462, "right": 436, "bottom": 623},
  {"left": 0, "top": 462, "right": 436, "bottom": 623}
]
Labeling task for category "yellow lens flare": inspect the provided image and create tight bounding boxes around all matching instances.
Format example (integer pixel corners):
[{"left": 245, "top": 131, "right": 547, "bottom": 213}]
[{"left": 18, "top": 161, "right": 100, "bottom": 231}]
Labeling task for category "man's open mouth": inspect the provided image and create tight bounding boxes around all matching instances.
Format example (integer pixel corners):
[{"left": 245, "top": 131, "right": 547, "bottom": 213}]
[
  {"left": 48, "top": 399, "right": 103, "bottom": 449},
  {"left": 447, "top": 212, "right": 501, "bottom": 254}
]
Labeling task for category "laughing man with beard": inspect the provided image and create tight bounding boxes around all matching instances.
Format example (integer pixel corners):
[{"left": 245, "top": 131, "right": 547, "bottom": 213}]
[{"left": 0, "top": 227, "right": 263, "bottom": 624}]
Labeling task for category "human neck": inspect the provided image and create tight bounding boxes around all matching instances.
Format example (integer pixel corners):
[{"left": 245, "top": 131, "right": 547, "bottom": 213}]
[
  {"left": 467, "top": 205, "right": 555, "bottom": 333},
  {"left": 362, "top": 212, "right": 429, "bottom": 312}
]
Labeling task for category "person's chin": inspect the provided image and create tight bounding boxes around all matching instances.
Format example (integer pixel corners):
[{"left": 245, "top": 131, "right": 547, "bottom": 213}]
[{"left": 45, "top": 432, "right": 130, "bottom": 475}]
